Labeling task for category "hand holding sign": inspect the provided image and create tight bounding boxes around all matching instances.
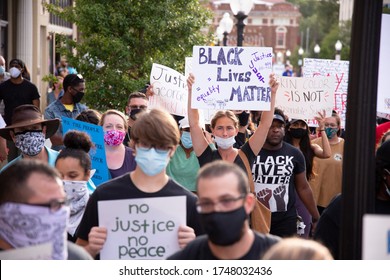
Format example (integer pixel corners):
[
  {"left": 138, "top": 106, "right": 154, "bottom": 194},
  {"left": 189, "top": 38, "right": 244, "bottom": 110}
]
[
  {"left": 178, "top": 225, "right": 196, "bottom": 249},
  {"left": 85, "top": 226, "right": 107, "bottom": 258}
]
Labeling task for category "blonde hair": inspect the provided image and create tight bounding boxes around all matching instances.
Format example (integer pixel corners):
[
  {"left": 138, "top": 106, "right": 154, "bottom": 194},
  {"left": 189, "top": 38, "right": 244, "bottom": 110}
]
[
  {"left": 99, "top": 109, "right": 128, "bottom": 131},
  {"left": 210, "top": 110, "right": 239, "bottom": 129},
  {"left": 262, "top": 237, "right": 333, "bottom": 260},
  {"left": 131, "top": 108, "right": 180, "bottom": 149}
]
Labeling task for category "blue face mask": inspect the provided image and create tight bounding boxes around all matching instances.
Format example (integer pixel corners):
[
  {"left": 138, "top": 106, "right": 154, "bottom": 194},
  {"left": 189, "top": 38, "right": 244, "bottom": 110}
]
[
  {"left": 135, "top": 146, "right": 170, "bottom": 176},
  {"left": 325, "top": 127, "right": 338, "bottom": 139},
  {"left": 180, "top": 131, "right": 193, "bottom": 149},
  {"left": 0, "top": 66, "right": 5, "bottom": 75}
]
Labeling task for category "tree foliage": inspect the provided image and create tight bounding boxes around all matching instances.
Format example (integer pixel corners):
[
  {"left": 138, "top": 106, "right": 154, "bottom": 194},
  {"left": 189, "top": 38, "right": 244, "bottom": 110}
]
[
  {"left": 45, "top": 0, "right": 212, "bottom": 111},
  {"left": 287, "top": 0, "right": 350, "bottom": 61}
]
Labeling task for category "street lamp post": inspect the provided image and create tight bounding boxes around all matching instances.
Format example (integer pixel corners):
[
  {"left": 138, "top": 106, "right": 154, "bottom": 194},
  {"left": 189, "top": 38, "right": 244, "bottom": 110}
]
[
  {"left": 230, "top": 0, "right": 254, "bottom": 46},
  {"left": 314, "top": 44, "right": 320, "bottom": 58},
  {"left": 298, "top": 47, "right": 304, "bottom": 76},
  {"left": 335, "top": 40, "right": 342, "bottom": 60},
  {"left": 285, "top": 49, "right": 291, "bottom": 64},
  {"left": 216, "top": 26, "right": 223, "bottom": 46},
  {"left": 219, "top": 13, "right": 233, "bottom": 46}
]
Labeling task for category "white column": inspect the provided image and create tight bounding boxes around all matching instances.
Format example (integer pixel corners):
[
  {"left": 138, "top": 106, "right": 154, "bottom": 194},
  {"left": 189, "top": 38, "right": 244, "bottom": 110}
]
[{"left": 16, "top": 0, "right": 33, "bottom": 70}]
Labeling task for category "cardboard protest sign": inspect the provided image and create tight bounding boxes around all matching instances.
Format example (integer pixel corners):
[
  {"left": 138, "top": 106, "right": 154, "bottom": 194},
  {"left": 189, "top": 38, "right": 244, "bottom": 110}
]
[
  {"left": 303, "top": 58, "right": 349, "bottom": 127},
  {"left": 62, "top": 117, "right": 109, "bottom": 186},
  {"left": 98, "top": 196, "right": 186, "bottom": 260},
  {"left": 191, "top": 46, "right": 273, "bottom": 111},
  {"left": 276, "top": 76, "right": 335, "bottom": 120},
  {"left": 149, "top": 63, "right": 187, "bottom": 116},
  {"left": 377, "top": 14, "right": 390, "bottom": 119}
]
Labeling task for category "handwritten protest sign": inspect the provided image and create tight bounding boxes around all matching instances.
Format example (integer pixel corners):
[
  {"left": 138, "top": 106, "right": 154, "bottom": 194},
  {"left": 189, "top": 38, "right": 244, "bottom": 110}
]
[
  {"left": 98, "top": 196, "right": 186, "bottom": 260},
  {"left": 276, "top": 76, "right": 335, "bottom": 120},
  {"left": 377, "top": 14, "right": 390, "bottom": 118},
  {"left": 149, "top": 63, "right": 187, "bottom": 116},
  {"left": 62, "top": 117, "right": 109, "bottom": 186},
  {"left": 303, "top": 58, "right": 349, "bottom": 127},
  {"left": 185, "top": 56, "right": 217, "bottom": 124},
  {"left": 191, "top": 46, "right": 273, "bottom": 111}
]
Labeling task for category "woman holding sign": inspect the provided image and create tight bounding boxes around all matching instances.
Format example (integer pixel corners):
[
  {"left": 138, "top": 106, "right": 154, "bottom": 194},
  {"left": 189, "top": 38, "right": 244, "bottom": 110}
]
[
  {"left": 187, "top": 73, "right": 278, "bottom": 234},
  {"left": 187, "top": 73, "right": 277, "bottom": 172}
]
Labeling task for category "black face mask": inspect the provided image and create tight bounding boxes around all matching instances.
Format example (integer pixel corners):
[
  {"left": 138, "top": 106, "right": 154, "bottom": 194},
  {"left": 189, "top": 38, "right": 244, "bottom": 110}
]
[
  {"left": 200, "top": 206, "right": 247, "bottom": 246},
  {"left": 289, "top": 128, "right": 306, "bottom": 139},
  {"left": 129, "top": 108, "right": 145, "bottom": 121},
  {"left": 72, "top": 90, "right": 84, "bottom": 104},
  {"left": 237, "top": 111, "right": 250, "bottom": 127}
]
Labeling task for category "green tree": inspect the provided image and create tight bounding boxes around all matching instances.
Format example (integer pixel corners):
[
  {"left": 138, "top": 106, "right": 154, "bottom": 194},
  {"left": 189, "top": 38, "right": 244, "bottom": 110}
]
[
  {"left": 288, "top": 0, "right": 351, "bottom": 61},
  {"left": 46, "top": 0, "right": 212, "bottom": 111}
]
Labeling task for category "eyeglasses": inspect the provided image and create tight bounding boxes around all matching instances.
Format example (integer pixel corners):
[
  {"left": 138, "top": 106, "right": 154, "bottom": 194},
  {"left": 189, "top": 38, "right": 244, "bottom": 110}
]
[
  {"left": 129, "top": 105, "right": 147, "bottom": 110},
  {"left": 136, "top": 144, "right": 172, "bottom": 154},
  {"left": 324, "top": 123, "right": 338, "bottom": 128},
  {"left": 196, "top": 194, "right": 246, "bottom": 214},
  {"left": 24, "top": 199, "right": 68, "bottom": 213}
]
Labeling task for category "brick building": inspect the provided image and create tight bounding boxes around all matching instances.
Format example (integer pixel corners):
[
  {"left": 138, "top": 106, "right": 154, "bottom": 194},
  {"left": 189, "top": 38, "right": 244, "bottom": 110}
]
[{"left": 210, "top": 0, "right": 301, "bottom": 63}]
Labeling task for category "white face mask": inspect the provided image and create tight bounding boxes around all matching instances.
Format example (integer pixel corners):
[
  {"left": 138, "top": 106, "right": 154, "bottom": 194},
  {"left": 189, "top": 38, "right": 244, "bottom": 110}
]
[
  {"left": 63, "top": 180, "right": 89, "bottom": 236},
  {"left": 0, "top": 202, "right": 69, "bottom": 260},
  {"left": 9, "top": 67, "right": 21, "bottom": 78},
  {"left": 214, "top": 135, "right": 236, "bottom": 149}
]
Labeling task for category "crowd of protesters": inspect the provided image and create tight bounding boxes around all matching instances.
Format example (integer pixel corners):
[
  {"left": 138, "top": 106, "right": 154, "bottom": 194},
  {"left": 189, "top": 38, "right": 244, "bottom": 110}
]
[{"left": 0, "top": 57, "right": 389, "bottom": 260}]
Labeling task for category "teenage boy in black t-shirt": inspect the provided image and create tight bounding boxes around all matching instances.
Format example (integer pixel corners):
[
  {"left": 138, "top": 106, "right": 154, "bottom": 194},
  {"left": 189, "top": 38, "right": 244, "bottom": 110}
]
[{"left": 76, "top": 108, "right": 202, "bottom": 259}]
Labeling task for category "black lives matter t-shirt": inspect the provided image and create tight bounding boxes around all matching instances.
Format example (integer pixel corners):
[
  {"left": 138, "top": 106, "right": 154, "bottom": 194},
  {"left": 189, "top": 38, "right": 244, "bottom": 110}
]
[{"left": 251, "top": 142, "right": 305, "bottom": 228}]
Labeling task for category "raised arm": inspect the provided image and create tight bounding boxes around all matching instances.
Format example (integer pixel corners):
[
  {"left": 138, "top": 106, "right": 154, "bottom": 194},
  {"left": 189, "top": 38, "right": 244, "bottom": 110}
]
[
  {"left": 248, "top": 73, "right": 278, "bottom": 155},
  {"left": 187, "top": 74, "right": 209, "bottom": 156},
  {"left": 312, "top": 110, "right": 331, "bottom": 159}
]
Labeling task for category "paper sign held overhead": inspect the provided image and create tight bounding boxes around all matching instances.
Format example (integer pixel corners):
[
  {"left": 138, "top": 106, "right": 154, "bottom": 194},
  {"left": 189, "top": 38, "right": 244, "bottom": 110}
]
[
  {"left": 149, "top": 63, "right": 187, "bottom": 117},
  {"left": 191, "top": 46, "right": 273, "bottom": 111}
]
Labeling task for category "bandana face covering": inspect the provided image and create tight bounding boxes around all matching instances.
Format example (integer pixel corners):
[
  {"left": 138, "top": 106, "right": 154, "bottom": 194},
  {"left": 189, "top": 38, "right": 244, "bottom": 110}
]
[
  {"left": 14, "top": 130, "right": 46, "bottom": 156},
  {"left": 63, "top": 180, "right": 89, "bottom": 236},
  {"left": 0, "top": 202, "right": 69, "bottom": 260}
]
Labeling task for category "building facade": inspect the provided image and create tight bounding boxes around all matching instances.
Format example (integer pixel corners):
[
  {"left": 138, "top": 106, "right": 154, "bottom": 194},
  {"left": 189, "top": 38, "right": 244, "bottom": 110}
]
[
  {"left": 210, "top": 0, "right": 301, "bottom": 63},
  {"left": 0, "top": 0, "right": 77, "bottom": 108}
]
